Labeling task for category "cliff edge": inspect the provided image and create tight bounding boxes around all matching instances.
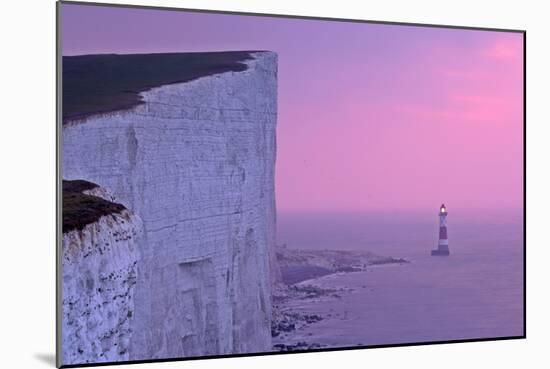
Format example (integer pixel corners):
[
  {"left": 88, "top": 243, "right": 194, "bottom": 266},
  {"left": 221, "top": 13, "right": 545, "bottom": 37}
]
[{"left": 61, "top": 51, "right": 278, "bottom": 363}]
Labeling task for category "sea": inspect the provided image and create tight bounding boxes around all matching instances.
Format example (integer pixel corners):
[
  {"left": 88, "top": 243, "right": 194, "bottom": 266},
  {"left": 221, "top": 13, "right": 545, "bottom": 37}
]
[{"left": 276, "top": 209, "right": 524, "bottom": 347}]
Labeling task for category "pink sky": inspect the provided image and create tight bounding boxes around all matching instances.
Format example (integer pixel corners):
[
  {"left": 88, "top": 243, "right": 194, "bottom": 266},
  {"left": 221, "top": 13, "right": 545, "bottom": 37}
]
[
  {"left": 276, "top": 30, "right": 524, "bottom": 212},
  {"left": 62, "top": 4, "right": 524, "bottom": 213}
]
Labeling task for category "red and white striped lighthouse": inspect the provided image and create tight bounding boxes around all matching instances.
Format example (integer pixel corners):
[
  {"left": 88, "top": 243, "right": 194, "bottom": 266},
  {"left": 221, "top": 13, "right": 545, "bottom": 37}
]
[{"left": 431, "top": 204, "right": 450, "bottom": 256}]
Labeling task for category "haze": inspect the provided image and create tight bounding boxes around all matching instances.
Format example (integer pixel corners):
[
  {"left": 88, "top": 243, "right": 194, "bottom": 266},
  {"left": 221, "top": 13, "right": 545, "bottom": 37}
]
[{"left": 62, "top": 4, "right": 524, "bottom": 213}]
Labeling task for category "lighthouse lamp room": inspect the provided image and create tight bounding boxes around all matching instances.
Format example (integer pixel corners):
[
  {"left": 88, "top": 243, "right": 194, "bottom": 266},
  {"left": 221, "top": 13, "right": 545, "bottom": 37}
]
[{"left": 432, "top": 204, "right": 451, "bottom": 256}]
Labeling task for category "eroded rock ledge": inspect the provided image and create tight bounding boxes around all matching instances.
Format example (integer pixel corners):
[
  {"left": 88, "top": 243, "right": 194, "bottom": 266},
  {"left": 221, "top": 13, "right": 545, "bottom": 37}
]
[{"left": 276, "top": 247, "right": 409, "bottom": 285}]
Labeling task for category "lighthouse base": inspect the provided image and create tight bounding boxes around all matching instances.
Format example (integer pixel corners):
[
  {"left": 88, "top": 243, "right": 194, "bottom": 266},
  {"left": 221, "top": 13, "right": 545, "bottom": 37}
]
[{"left": 431, "top": 248, "right": 450, "bottom": 256}]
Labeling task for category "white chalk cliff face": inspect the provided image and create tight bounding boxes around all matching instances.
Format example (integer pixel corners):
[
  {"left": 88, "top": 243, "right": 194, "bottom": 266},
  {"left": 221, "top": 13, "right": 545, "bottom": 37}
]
[
  {"left": 62, "top": 201, "right": 142, "bottom": 365},
  {"left": 62, "top": 52, "right": 278, "bottom": 362}
]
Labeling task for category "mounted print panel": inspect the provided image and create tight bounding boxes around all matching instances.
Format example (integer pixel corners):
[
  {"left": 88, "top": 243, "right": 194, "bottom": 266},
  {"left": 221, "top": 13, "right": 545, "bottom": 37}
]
[{"left": 57, "top": 1, "right": 525, "bottom": 367}]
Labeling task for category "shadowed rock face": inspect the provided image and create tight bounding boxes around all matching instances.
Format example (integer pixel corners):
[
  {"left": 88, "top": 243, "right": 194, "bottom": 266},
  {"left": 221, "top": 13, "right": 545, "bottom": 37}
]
[
  {"left": 62, "top": 51, "right": 256, "bottom": 123},
  {"left": 62, "top": 51, "right": 278, "bottom": 363}
]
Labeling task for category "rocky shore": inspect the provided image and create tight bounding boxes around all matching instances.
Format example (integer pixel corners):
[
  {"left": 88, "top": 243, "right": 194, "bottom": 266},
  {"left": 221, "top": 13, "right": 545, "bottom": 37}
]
[
  {"left": 271, "top": 284, "right": 332, "bottom": 351},
  {"left": 276, "top": 247, "right": 408, "bottom": 285},
  {"left": 272, "top": 247, "right": 409, "bottom": 351}
]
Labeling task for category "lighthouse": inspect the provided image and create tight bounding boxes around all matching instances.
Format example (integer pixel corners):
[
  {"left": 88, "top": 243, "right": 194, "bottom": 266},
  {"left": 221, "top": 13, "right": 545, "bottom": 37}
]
[{"left": 431, "top": 204, "right": 450, "bottom": 256}]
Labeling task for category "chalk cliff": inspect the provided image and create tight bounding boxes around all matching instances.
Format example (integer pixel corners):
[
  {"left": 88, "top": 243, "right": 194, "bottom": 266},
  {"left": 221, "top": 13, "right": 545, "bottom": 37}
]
[
  {"left": 62, "top": 51, "right": 278, "bottom": 362},
  {"left": 62, "top": 180, "right": 142, "bottom": 365}
]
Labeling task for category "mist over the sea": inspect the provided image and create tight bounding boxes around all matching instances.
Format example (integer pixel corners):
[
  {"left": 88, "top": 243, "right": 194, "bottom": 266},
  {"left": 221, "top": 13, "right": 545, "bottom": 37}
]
[{"left": 275, "top": 210, "right": 524, "bottom": 345}]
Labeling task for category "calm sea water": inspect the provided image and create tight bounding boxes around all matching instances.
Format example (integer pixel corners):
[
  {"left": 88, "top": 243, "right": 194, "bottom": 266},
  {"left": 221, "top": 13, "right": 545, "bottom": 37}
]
[{"left": 276, "top": 210, "right": 524, "bottom": 346}]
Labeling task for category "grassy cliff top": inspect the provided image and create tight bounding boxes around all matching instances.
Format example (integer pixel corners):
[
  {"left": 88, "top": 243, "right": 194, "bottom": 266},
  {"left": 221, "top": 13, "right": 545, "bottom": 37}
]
[
  {"left": 62, "top": 51, "right": 257, "bottom": 124},
  {"left": 63, "top": 180, "right": 126, "bottom": 233}
]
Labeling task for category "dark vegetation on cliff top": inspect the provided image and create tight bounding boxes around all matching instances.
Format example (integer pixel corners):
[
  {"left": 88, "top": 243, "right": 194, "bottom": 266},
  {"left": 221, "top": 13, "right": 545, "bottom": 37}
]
[
  {"left": 63, "top": 180, "right": 126, "bottom": 233},
  {"left": 62, "top": 51, "right": 256, "bottom": 123}
]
